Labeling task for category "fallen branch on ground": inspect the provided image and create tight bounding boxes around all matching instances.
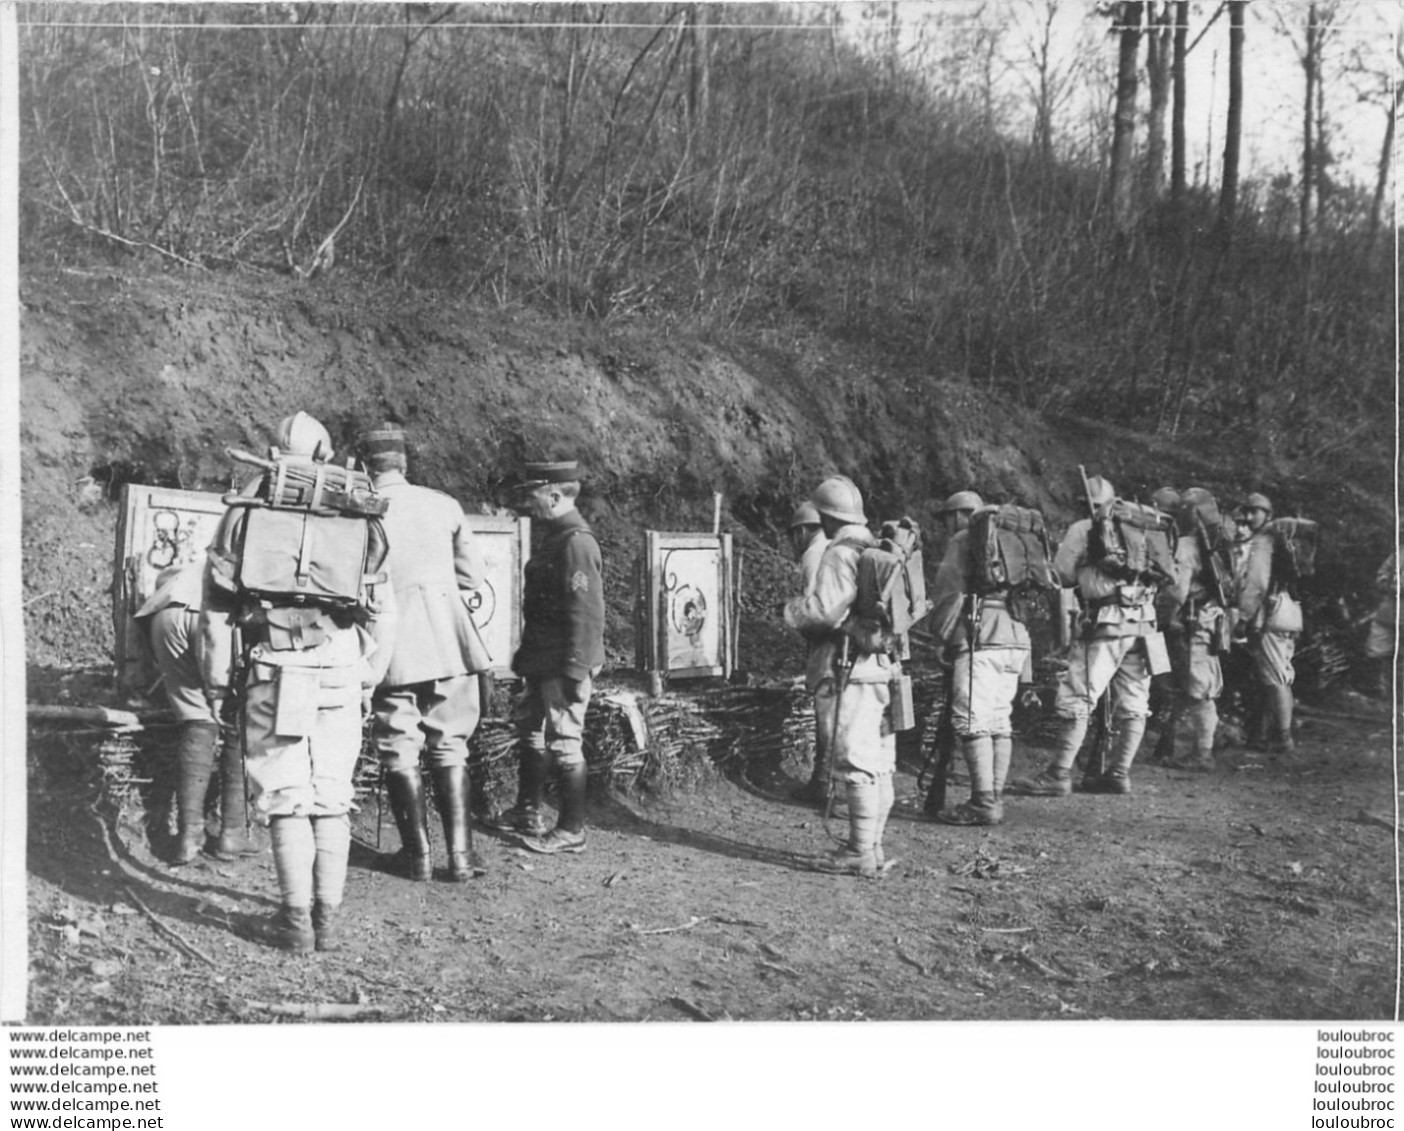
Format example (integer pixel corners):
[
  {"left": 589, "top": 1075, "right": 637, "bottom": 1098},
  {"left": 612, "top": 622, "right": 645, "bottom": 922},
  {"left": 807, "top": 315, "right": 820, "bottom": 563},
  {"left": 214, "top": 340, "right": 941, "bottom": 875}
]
[{"left": 123, "top": 887, "right": 216, "bottom": 968}]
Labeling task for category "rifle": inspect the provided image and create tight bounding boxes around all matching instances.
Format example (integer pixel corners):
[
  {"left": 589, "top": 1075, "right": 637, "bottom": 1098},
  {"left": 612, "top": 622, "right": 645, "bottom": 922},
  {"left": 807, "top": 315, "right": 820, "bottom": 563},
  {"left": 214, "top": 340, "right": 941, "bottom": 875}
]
[
  {"left": 1192, "top": 510, "right": 1235, "bottom": 655},
  {"left": 821, "top": 635, "right": 854, "bottom": 840},
  {"left": 922, "top": 665, "right": 958, "bottom": 817},
  {"left": 1077, "top": 687, "right": 1112, "bottom": 779},
  {"left": 221, "top": 622, "right": 252, "bottom": 836}
]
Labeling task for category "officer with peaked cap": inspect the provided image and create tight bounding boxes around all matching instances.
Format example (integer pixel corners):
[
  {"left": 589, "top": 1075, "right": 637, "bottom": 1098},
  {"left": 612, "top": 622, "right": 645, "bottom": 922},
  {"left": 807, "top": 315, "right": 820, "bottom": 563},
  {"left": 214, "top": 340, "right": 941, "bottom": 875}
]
[
  {"left": 360, "top": 422, "right": 493, "bottom": 882},
  {"left": 485, "top": 457, "right": 605, "bottom": 855}
]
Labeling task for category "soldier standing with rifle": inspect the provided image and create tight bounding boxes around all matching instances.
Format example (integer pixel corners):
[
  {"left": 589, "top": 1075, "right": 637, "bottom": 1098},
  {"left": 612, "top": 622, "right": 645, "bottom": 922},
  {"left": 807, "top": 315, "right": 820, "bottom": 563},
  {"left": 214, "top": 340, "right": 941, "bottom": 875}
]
[
  {"left": 923, "top": 491, "right": 1030, "bottom": 826},
  {"left": 1234, "top": 492, "right": 1303, "bottom": 755},
  {"left": 359, "top": 422, "right": 493, "bottom": 882},
  {"left": 1007, "top": 472, "right": 1170, "bottom": 798},
  {"left": 201, "top": 412, "right": 397, "bottom": 953},
  {"left": 784, "top": 476, "right": 897, "bottom": 878},
  {"left": 1158, "top": 488, "right": 1233, "bottom": 770}
]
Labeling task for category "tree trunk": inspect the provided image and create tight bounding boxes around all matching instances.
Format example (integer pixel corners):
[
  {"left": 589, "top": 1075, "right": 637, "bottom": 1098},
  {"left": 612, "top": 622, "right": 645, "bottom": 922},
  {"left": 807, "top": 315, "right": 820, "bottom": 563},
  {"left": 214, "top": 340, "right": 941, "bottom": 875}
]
[
  {"left": 1218, "top": 0, "right": 1245, "bottom": 235},
  {"left": 1368, "top": 92, "right": 1398, "bottom": 241},
  {"left": 1109, "top": 0, "right": 1144, "bottom": 231},
  {"left": 1300, "top": 3, "right": 1317, "bottom": 245},
  {"left": 1170, "top": 0, "right": 1188, "bottom": 208},
  {"left": 1144, "top": 2, "right": 1172, "bottom": 200}
]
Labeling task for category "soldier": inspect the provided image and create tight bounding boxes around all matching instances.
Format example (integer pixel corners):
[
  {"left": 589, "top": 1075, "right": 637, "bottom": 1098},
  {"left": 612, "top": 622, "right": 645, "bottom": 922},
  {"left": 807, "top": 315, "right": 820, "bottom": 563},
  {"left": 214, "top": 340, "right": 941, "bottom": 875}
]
[
  {"left": 359, "top": 422, "right": 493, "bottom": 883},
  {"left": 485, "top": 459, "right": 605, "bottom": 855},
  {"left": 201, "top": 412, "right": 397, "bottom": 953},
  {"left": 135, "top": 558, "right": 256, "bottom": 865},
  {"left": 1158, "top": 488, "right": 1232, "bottom": 770},
  {"left": 788, "top": 500, "right": 835, "bottom": 805},
  {"left": 784, "top": 476, "right": 896, "bottom": 878},
  {"left": 1146, "top": 486, "right": 1184, "bottom": 763},
  {"left": 925, "top": 491, "right": 1030, "bottom": 825},
  {"left": 1007, "top": 474, "right": 1167, "bottom": 797},
  {"left": 1234, "top": 492, "right": 1301, "bottom": 754},
  {"left": 1363, "top": 550, "right": 1397, "bottom": 697}
]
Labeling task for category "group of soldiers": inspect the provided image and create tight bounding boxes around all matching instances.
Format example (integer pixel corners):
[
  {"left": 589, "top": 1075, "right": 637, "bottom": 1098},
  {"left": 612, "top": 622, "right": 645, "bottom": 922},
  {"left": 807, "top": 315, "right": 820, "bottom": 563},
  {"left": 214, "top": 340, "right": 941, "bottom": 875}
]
[
  {"left": 131, "top": 412, "right": 1373, "bottom": 949},
  {"left": 782, "top": 474, "right": 1327, "bottom": 876},
  {"left": 135, "top": 412, "right": 604, "bottom": 953}
]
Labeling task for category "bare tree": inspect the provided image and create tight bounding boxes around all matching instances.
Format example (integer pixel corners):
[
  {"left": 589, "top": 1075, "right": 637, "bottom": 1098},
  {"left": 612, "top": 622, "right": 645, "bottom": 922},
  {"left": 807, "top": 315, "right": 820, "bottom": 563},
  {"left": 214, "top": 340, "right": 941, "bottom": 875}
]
[
  {"left": 1217, "top": 0, "right": 1245, "bottom": 234},
  {"left": 1170, "top": 0, "right": 1188, "bottom": 207},
  {"left": 1108, "top": 0, "right": 1144, "bottom": 231},
  {"left": 1143, "top": 1, "right": 1172, "bottom": 199}
]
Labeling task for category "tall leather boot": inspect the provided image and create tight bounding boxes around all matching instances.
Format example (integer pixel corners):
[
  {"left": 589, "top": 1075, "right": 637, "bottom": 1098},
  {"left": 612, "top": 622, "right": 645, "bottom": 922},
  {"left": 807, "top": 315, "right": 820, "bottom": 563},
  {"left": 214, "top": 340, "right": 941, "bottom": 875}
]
[
  {"left": 937, "top": 736, "right": 1001, "bottom": 825},
  {"left": 1083, "top": 717, "right": 1146, "bottom": 794},
  {"left": 519, "top": 760, "right": 588, "bottom": 855},
  {"left": 384, "top": 768, "right": 432, "bottom": 881},
  {"left": 172, "top": 721, "right": 218, "bottom": 865},
  {"left": 485, "top": 742, "right": 550, "bottom": 836},
  {"left": 431, "top": 765, "right": 486, "bottom": 881},
  {"left": 1006, "top": 716, "right": 1086, "bottom": 797},
  {"left": 1267, "top": 685, "right": 1296, "bottom": 754},
  {"left": 817, "top": 778, "right": 878, "bottom": 878},
  {"left": 212, "top": 729, "right": 260, "bottom": 861}
]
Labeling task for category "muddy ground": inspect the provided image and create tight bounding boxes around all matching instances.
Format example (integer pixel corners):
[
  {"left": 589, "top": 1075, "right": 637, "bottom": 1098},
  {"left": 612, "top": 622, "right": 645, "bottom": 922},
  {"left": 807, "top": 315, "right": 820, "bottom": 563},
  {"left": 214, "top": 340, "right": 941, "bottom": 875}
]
[{"left": 24, "top": 672, "right": 1397, "bottom": 1024}]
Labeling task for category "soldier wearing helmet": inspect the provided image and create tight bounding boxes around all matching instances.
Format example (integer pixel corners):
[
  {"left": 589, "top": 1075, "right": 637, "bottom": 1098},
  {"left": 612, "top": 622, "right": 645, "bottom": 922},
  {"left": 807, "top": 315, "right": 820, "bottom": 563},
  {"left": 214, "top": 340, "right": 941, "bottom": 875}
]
[
  {"left": 1007, "top": 472, "right": 1165, "bottom": 798},
  {"left": 359, "top": 422, "right": 493, "bottom": 883},
  {"left": 1233, "top": 490, "right": 1302, "bottom": 754},
  {"left": 784, "top": 475, "right": 897, "bottom": 877},
  {"left": 200, "top": 412, "right": 398, "bottom": 953},
  {"left": 1154, "top": 488, "right": 1232, "bottom": 770},
  {"left": 925, "top": 490, "right": 1035, "bottom": 826},
  {"left": 787, "top": 499, "right": 833, "bottom": 805}
]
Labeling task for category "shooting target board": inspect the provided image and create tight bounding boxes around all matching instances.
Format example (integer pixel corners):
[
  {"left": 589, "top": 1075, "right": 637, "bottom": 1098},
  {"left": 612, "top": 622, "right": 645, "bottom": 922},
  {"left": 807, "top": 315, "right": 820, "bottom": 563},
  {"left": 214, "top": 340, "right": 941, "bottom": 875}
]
[
  {"left": 637, "top": 531, "right": 735, "bottom": 681},
  {"left": 113, "top": 484, "right": 229, "bottom": 693},
  {"left": 461, "top": 514, "right": 531, "bottom": 678}
]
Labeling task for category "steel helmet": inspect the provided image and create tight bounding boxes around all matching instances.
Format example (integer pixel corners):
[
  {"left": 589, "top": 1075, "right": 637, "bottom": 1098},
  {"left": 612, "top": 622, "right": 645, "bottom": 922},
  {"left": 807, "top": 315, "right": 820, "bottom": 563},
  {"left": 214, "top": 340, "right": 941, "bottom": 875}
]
[
  {"left": 274, "top": 412, "right": 332, "bottom": 460},
  {"left": 788, "top": 501, "right": 822, "bottom": 530},
  {"left": 1085, "top": 475, "right": 1115, "bottom": 509},
  {"left": 938, "top": 490, "right": 984, "bottom": 514},
  {"left": 810, "top": 476, "right": 865, "bottom": 525},
  {"left": 1243, "top": 491, "right": 1273, "bottom": 515},
  {"left": 1151, "top": 486, "right": 1181, "bottom": 512}
]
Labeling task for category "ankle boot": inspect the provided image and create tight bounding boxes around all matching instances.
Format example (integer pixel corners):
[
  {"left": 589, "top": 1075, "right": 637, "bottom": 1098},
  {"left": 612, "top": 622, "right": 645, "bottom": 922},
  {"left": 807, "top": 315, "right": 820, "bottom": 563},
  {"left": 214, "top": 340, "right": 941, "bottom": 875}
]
[
  {"left": 1007, "top": 717, "right": 1085, "bottom": 797},
  {"left": 485, "top": 742, "right": 550, "bottom": 834},
  {"left": 267, "top": 905, "right": 315, "bottom": 954},
  {"left": 1083, "top": 717, "right": 1146, "bottom": 794},
  {"left": 817, "top": 780, "right": 878, "bottom": 878},
  {"left": 938, "top": 736, "right": 1002, "bottom": 823},
  {"left": 431, "top": 765, "right": 484, "bottom": 881},
  {"left": 1268, "top": 685, "right": 1296, "bottom": 753},
  {"left": 384, "top": 769, "right": 432, "bottom": 881},
  {"left": 172, "top": 721, "right": 218, "bottom": 864},
  {"left": 312, "top": 901, "right": 341, "bottom": 953},
  {"left": 1171, "top": 699, "right": 1218, "bottom": 770}
]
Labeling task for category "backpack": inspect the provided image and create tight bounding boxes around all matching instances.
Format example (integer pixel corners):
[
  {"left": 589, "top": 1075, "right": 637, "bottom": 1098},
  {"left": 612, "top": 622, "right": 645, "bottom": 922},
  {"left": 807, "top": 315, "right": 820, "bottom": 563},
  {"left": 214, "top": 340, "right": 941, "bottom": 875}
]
[
  {"left": 224, "top": 449, "right": 389, "bottom": 610},
  {"left": 1176, "top": 490, "right": 1232, "bottom": 603},
  {"left": 851, "top": 518, "right": 933, "bottom": 650},
  {"left": 1267, "top": 517, "right": 1319, "bottom": 599},
  {"left": 1091, "top": 500, "right": 1178, "bottom": 587},
  {"left": 967, "top": 504, "right": 1059, "bottom": 598}
]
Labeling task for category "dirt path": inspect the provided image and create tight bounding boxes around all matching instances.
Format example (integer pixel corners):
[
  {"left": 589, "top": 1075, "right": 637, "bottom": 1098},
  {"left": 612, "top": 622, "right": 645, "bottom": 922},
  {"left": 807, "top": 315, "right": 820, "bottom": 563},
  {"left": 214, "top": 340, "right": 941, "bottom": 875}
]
[{"left": 24, "top": 693, "right": 1396, "bottom": 1024}]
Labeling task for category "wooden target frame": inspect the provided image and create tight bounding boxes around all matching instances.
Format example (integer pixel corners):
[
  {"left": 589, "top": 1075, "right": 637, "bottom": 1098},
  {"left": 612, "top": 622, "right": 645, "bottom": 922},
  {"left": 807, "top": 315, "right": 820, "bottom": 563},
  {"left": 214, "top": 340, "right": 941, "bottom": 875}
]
[{"left": 636, "top": 531, "right": 735, "bottom": 682}]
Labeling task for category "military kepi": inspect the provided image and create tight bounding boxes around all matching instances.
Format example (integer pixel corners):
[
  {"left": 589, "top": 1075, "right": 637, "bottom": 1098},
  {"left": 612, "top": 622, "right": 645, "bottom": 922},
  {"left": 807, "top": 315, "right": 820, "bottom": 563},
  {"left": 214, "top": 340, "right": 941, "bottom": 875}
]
[
  {"left": 516, "top": 459, "right": 581, "bottom": 490},
  {"left": 359, "top": 422, "right": 406, "bottom": 456}
]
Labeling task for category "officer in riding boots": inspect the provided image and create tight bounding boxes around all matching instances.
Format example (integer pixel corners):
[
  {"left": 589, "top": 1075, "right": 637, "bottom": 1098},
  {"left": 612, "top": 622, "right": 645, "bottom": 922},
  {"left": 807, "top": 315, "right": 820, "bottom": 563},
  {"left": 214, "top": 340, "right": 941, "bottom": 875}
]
[
  {"left": 485, "top": 459, "right": 605, "bottom": 856},
  {"left": 360, "top": 422, "right": 493, "bottom": 883}
]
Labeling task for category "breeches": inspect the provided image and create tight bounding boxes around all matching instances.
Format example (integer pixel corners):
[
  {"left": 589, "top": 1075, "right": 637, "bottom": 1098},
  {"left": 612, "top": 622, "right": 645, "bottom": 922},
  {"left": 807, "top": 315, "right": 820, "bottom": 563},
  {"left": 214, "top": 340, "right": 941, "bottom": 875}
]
[
  {"left": 242, "top": 636, "right": 366, "bottom": 820},
  {"left": 513, "top": 674, "right": 593, "bottom": 768},
  {"left": 150, "top": 607, "right": 214, "bottom": 724},
  {"left": 1249, "top": 631, "right": 1297, "bottom": 687},
  {"left": 1179, "top": 629, "right": 1223, "bottom": 702},
  {"left": 373, "top": 674, "right": 481, "bottom": 772},
  {"left": 814, "top": 676, "right": 895, "bottom": 784},
  {"left": 1055, "top": 635, "right": 1152, "bottom": 721},
  {"left": 951, "top": 646, "right": 1027, "bottom": 738}
]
